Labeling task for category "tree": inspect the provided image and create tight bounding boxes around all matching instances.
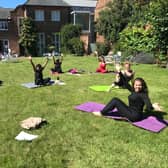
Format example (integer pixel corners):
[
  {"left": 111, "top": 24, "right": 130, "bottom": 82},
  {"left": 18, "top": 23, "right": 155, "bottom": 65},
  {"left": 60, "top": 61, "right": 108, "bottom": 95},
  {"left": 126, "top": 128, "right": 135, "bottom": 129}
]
[
  {"left": 96, "top": 0, "right": 133, "bottom": 43},
  {"left": 147, "top": 0, "right": 168, "bottom": 56},
  {"left": 19, "top": 17, "right": 37, "bottom": 56},
  {"left": 119, "top": 24, "right": 156, "bottom": 56},
  {"left": 61, "top": 24, "right": 82, "bottom": 52}
]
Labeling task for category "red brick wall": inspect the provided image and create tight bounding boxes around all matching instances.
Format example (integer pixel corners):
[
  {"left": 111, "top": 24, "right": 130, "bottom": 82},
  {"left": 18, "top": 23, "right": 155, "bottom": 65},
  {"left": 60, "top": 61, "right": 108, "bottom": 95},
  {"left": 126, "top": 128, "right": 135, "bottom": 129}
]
[
  {"left": 95, "top": 0, "right": 111, "bottom": 43},
  {"left": 80, "top": 33, "right": 90, "bottom": 53},
  {"left": 1, "top": 5, "right": 70, "bottom": 55},
  {"left": 95, "top": 0, "right": 111, "bottom": 20},
  {"left": 1, "top": 4, "right": 94, "bottom": 55}
]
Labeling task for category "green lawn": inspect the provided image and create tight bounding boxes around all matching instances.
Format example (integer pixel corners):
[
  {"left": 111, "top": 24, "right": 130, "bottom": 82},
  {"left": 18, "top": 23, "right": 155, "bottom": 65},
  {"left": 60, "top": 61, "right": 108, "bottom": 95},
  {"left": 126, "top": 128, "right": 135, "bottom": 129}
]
[{"left": 0, "top": 56, "right": 168, "bottom": 168}]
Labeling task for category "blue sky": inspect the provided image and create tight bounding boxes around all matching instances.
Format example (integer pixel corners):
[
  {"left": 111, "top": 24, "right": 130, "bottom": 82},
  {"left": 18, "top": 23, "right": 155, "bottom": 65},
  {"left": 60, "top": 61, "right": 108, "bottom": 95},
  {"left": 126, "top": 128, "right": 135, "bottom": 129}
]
[{"left": 0, "top": 0, "right": 26, "bottom": 8}]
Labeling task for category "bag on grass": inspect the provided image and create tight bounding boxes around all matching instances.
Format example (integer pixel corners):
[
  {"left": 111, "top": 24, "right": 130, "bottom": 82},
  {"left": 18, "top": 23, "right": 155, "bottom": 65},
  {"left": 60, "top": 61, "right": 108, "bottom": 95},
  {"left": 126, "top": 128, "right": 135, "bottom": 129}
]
[{"left": 20, "top": 117, "right": 47, "bottom": 129}]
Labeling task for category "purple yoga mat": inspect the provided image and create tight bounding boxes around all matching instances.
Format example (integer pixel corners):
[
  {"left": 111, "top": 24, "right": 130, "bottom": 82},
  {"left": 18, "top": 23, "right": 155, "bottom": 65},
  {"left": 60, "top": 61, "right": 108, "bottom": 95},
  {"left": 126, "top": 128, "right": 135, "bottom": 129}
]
[
  {"left": 75, "top": 102, "right": 122, "bottom": 120},
  {"left": 75, "top": 102, "right": 167, "bottom": 132},
  {"left": 133, "top": 117, "right": 167, "bottom": 132}
]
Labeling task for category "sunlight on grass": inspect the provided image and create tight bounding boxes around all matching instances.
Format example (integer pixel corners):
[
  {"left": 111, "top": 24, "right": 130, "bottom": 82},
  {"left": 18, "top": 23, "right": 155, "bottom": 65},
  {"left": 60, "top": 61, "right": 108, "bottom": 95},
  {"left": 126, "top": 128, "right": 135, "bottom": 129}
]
[{"left": 0, "top": 56, "right": 168, "bottom": 167}]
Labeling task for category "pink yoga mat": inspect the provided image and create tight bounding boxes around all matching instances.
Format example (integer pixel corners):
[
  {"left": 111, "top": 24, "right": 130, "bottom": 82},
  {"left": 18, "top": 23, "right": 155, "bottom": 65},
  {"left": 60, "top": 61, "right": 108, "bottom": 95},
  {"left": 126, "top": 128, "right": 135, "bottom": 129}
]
[{"left": 75, "top": 102, "right": 167, "bottom": 133}]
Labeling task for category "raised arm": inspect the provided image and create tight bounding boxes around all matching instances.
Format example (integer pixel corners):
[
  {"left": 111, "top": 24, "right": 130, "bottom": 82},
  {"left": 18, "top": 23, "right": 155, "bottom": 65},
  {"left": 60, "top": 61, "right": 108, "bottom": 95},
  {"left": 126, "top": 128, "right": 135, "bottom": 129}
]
[
  {"left": 52, "top": 56, "right": 56, "bottom": 64},
  {"left": 60, "top": 53, "right": 63, "bottom": 62},
  {"left": 124, "top": 80, "right": 132, "bottom": 92},
  {"left": 29, "top": 56, "right": 36, "bottom": 71},
  {"left": 131, "top": 71, "right": 135, "bottom": 85},
  {"left": 42, "top": 57, "right": 49, "bottom": 69}
]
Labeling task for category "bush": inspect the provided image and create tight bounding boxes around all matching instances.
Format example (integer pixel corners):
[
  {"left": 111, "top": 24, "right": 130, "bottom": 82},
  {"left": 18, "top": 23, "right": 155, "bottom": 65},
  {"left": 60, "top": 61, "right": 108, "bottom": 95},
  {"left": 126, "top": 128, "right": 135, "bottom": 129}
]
[
  {"left": 61, "top": 24, "right": 82, "bottom": 53},
  {"left": 119, "top": 25, "right": 156, "bottom": 54},
  {"left": 69, "top": 38, "right": 84, "bottom": 56},
  {"left": 96, "top": 42, "right": 110, "bottom": 56}
]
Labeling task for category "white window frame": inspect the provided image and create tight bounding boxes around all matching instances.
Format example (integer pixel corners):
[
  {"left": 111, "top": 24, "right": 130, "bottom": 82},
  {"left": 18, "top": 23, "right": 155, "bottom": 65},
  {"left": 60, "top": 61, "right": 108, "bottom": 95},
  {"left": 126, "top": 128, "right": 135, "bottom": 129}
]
[
  {"left": 0, "top": 39, "right": 9, "bottom": 55},
  {"left": 35, "top": 10, "right": 44, "bottom": 21},
  {"left": 53, "top": 33, "right": 61, "bottom": 52},
  {"left": 51, "top": 10, "right": 60, "bottom": 22},
  {"left": 37, "top": 33, "right": 45, "bottom": 55},
  {"left": 0, "top": 21, "right": 8, "bottom": 30},
  {"left": 71, "top": 11, "right": 91, "bottom": 33}
]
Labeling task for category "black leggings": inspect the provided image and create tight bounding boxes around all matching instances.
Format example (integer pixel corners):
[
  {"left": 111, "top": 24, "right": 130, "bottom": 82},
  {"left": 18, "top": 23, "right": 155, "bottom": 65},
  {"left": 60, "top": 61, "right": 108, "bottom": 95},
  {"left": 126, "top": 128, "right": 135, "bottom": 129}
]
[
  {"left": 35, "top": 77, "right": 51, "bottom": 85},
  {"left": 101, "top": 98, "right": 143, "bottom": 122},
  {"left": 51, "top": 68, "right": 63, "bottom": 73}
]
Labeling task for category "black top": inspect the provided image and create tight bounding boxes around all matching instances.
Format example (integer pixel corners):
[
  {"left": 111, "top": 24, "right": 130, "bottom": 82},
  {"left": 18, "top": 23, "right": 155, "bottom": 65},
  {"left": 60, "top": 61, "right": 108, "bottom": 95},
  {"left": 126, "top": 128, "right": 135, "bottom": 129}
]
[
  {"left": 123, "top": 70, "right": 134, "bottom": 82},
  {"left": 128, "top": 92, "right": 153, "bottom": 114},
  {"left": 34, "top": 68, "right": 43, "bottom": 85},
  {"left": 54, "top": 61, "right": 62, "bottom": 72}
]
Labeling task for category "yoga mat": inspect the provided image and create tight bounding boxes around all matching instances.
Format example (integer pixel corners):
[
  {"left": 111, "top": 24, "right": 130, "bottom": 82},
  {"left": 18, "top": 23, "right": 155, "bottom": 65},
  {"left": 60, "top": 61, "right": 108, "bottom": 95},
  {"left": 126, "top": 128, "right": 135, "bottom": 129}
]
[
  {"left": 133, "top": 117, "right": 167, "bottom": 132},
  {"left": 21, "top": 80, "right": 55, "bottom": 89},
  {"left": 55, "top": 80, "right": 66, "bottom": 85},
  {"left": 75, "top": 102, "right": 125, "bottom": 120},
  {"left": 89, "top": 85, "right": 111, "bottom": 92},
  {"left": 75, "top": 102, "right": 167, "bottom": 132},
  {"left": 66, "top": 72, "right": 81, "bottom": 76}
]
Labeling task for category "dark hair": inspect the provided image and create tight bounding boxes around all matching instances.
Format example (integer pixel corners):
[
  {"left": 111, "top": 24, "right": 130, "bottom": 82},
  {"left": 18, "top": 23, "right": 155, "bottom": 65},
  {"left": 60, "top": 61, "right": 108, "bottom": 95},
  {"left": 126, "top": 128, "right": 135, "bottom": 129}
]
[
  {"left": 132, "top": 77, "right": 148, "bottom": 94},
  {"left": 56, "top": 59, "right": 60, "bottom": 63},
  {"left": 36, "top": 64, "right": 42, "bottom": 70},
  {"left": 98, "top": 56, "right": 105, "bottom": 62}
]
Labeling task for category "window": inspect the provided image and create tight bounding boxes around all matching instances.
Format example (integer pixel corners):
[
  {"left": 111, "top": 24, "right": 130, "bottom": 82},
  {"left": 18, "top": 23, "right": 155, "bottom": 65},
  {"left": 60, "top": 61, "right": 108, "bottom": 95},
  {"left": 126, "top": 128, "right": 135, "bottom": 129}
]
[
  {"left": 0, "top": 21, "right": 8, "bottom": 30},
  {"left": 0, "top": 39, "right": 9, "bottom": 54},
  {"left": 71, "top": 12, "right": 90, "bottom": 32},
  {"left": 53, "top": 33, "right": 60, "bottom": 52},
  {"left": 37, "top": 33, "right": 45, "bottom": 55},
  {"left": 51, "top": 11, "right": 60, "bottom": 21},
  {"left": 35, "top": 10, "right": 44, "bottom": 21}
]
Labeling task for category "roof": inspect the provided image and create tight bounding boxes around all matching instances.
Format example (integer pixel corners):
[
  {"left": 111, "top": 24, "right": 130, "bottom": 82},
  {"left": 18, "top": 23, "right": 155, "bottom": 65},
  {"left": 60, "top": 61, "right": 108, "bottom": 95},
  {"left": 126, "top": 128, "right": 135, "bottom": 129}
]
[
  {"left": 0, "top": 7, "right": 13, "bottom": 19},
  {"left": 24, "top": 0, "right": 97, "bottom": 8}
]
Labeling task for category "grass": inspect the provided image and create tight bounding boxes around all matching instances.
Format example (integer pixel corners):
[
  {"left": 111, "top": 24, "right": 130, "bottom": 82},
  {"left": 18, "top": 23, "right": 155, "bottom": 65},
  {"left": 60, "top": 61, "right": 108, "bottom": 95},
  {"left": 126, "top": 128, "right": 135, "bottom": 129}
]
[{"left": 0, "top": 56, "right": 168, "bottom": 168}]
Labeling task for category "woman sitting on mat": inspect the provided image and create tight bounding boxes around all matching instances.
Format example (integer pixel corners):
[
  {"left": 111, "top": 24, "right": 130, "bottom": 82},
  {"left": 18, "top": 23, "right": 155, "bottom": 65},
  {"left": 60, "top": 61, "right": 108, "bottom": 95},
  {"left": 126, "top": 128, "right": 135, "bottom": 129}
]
[
  {"left": 29, "top": 56, "right": 51, "bottom": 85},
  {"left": 51, "top": 54, "right": 63, "bottom": 74},
  {"left": 111, "top": 62, "right": 134, "bottom": 89},
  {"left": 96, "top": 56, "right": 108, "bottom": 73},
  {"left": 93, "top": 77, "right": 162, "bottom": 122}
]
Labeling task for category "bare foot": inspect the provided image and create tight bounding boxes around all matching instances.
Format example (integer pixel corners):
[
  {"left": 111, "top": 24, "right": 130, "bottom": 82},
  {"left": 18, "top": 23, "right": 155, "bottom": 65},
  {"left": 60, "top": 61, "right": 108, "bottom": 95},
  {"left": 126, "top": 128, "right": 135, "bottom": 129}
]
[{"left": 92, "top": 111, "right": 102, "bottom": 116}]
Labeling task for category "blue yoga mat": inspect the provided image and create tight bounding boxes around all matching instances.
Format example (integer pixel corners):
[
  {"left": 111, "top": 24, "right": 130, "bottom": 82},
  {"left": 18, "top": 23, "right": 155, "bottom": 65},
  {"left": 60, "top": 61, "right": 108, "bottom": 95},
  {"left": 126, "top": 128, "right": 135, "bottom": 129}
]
[{"left": 21, "top": 80, "right": 55, "bottom": 89}]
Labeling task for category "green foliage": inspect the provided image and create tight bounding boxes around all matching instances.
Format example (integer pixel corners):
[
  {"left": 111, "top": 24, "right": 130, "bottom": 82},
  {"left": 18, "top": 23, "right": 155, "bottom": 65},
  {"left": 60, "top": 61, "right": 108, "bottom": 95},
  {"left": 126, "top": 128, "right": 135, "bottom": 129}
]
[
  {"left": 19, "top": 17, "right": 37, "bottom": 56},
  {"left": 96, "top": 42, "right": 110, "bottom": 56},
  {"left": 130, "top": 0, "right": 150, "bottom": 25},
  {"left": 146, "top": 0, "right": 168, "bottom": 55},
  {"left": 96, "top": 0, "right": 133, "bottom": 43},
  {"left": 61, "top": 24, "right": 82, "bottom": 53},
  {"left": 118, "top": 0, "right": 168, "bottom": 62},
  {"left": 119, "top": 24, "right": 156, "bottom": 55},
  {"left": 68, "top": 38, "right": 84, "bottom": 56}
]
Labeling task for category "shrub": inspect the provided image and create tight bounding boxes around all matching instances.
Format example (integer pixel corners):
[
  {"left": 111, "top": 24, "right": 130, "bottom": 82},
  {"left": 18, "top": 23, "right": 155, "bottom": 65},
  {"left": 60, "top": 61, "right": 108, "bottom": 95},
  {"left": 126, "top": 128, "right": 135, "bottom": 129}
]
[
  {"left": 61, "top": 24, "right": 82, "bottom": 53},
  {"left": 96, "top": 42, "right": 110, "bottom": 56},
  {"left": 69, "top": 38, "right": 84, "bottom": 56},
  {"left": 119, "top": 25, "right": 156, "bottom": 54}
]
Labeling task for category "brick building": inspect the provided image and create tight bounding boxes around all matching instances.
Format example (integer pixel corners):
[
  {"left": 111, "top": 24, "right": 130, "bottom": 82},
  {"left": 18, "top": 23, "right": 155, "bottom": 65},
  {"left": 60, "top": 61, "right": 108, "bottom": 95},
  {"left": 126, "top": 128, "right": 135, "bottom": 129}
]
[{"left": 0, "top": 0, "right": 97, "bottom": 56}]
